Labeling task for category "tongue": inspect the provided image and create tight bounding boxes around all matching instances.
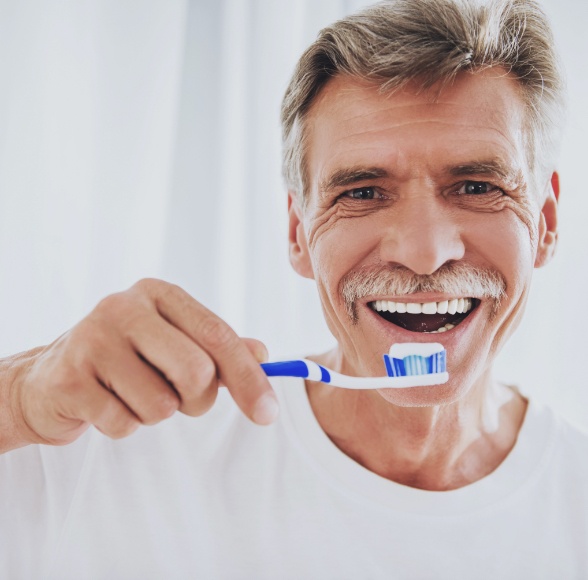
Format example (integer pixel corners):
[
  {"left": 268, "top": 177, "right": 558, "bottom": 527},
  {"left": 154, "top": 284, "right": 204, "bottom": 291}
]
[{"left": 378, "top": 311, "right": 463, "bottom": 332}]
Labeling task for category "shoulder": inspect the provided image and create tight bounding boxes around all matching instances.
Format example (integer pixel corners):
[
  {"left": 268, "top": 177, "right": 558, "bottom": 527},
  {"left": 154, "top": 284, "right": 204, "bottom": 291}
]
[
  {"left": 534, "top": 401, "right": 588, "bottom": 483},
  {"left": 554, "top": 411, "right": 588, "bottom": 459}
]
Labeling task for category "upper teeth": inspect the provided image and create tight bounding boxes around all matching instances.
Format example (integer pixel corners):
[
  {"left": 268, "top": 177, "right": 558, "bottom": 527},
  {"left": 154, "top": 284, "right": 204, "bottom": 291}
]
[{"left": 371, "top": 298, "right": 473, "bottom": 315}]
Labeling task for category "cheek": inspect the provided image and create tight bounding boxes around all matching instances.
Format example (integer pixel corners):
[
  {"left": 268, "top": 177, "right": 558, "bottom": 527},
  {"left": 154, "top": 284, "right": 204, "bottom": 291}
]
[
  {"left": 466, "top": 209, "right": 536, "bottom": 294},
  {"left": 309, "top": 217, "right": 383, "bottom": 290}
]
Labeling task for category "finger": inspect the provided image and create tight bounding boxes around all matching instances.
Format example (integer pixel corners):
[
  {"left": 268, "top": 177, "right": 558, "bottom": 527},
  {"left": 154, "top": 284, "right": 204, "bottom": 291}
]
[
  {"left": 127, "top": 317, "right": 219, "bottom": 417},
  {"left": 94, "top": 347, "right": 181, "bottom": 425},
  {"left": 242, "top": 338, "right": 269, "bottom": 363},
  {"left": 57, "top": 376, "right": 141, "bottom": 440},
  {"left": 153, "top": 285, "right": 278, "bottom": 425}
]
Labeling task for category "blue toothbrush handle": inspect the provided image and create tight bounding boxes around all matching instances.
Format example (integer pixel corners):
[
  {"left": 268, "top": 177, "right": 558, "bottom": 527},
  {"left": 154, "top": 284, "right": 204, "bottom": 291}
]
[{"left": 260, "top": 360, "right": 310, "bottom": 378}]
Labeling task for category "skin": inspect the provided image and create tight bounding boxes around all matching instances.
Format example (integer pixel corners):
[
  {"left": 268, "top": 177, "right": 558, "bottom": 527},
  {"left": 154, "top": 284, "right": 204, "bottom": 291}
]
[{"left": 288, "top": 70, "right": 559, "bottom": 491}]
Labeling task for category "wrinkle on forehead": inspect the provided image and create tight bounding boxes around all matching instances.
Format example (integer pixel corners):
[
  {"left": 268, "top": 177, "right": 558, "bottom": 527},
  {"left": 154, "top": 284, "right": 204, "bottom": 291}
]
[{"left": 334, "top": 118, "right": 522, "bottom": 152}]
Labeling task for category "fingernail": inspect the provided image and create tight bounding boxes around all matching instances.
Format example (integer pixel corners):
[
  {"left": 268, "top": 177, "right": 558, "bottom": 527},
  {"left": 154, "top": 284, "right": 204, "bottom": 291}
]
[
  {"left": 255, "top": 345, "right": 269, "bottom": 363},
  {"left": 252, "top": 393, "right": 279, "bottom": 425}
]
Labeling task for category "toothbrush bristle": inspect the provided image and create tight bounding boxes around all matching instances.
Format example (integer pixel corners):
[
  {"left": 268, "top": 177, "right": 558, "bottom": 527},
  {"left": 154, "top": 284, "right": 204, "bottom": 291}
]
[
  {"left": 404, "top": 354, "right": 431, "bottom": 376},
  {"left": 383, "top": 347, "right": 446, "bottom": 377}
]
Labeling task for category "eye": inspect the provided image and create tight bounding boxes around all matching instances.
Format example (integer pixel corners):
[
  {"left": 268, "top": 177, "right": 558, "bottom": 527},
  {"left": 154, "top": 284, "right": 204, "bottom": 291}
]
[
  {"left": 457, "top": 181, "right": 502, "bottom": 195},
  {"left": 344, "top": 186, "right": 379, "bottom": 200}
]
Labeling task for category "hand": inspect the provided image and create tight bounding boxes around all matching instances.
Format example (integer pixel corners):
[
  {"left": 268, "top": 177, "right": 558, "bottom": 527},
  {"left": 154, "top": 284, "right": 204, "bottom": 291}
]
[{"left": 5, "top": 279, "right": 277, "bottom": 449}]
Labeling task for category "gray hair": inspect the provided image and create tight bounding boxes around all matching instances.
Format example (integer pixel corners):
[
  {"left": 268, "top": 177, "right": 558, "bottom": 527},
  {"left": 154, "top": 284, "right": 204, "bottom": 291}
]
[{"left": 281, "top": 0, "right": 566, "bottom": 202}]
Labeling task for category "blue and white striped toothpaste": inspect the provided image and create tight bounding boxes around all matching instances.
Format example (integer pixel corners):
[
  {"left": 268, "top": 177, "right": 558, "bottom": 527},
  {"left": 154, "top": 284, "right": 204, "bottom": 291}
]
[{"left": 261, "top": 343, "right": 448, "bottom": 389}]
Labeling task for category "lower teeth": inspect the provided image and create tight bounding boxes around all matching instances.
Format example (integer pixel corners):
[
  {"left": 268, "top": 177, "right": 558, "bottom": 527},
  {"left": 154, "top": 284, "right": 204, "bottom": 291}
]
[{"left": 425, "top": 323, "right": 455, "bottom": 334}]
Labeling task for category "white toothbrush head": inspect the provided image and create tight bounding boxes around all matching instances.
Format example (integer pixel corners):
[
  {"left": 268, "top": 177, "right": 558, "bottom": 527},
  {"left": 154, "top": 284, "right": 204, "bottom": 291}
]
[{"left": 384, "top": 342, "right": 446, "bottom": 378}]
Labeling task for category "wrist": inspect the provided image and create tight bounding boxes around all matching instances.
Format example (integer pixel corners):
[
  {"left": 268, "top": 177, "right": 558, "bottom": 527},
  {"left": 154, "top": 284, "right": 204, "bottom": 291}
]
[{"left": 0, "top": 347, "right": 45, "bottom": 454}]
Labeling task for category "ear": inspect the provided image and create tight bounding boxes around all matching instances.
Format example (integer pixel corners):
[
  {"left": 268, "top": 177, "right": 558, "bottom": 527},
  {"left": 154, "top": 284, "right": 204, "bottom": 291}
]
[
  {"left": 288, "top": 192, "right": 314, "bottom": 279},
  {"left": 534, "top": 171, "right": 560, "bottom": 268}
]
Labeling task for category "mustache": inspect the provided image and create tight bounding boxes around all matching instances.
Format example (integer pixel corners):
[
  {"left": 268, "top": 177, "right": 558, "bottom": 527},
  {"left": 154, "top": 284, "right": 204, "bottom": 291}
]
[{"left": 339, "top": 262, "right": 507, "bottom": 323}]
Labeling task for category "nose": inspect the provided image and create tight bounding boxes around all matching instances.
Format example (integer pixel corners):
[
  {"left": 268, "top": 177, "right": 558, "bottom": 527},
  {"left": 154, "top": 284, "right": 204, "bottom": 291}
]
[{"left": 379, "top": 194, "right": 465, "bottom": 275}]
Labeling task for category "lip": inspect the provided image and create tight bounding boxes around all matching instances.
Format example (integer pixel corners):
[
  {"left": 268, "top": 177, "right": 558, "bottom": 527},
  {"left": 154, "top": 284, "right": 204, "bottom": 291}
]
[{"left": 362, "top": 296, "right": 483, "bottom": 351}]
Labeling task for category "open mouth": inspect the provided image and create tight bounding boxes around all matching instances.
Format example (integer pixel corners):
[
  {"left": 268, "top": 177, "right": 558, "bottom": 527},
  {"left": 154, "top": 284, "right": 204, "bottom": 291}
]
[{"left": 369, "top": 298, "right": 479, "bottom": 334}]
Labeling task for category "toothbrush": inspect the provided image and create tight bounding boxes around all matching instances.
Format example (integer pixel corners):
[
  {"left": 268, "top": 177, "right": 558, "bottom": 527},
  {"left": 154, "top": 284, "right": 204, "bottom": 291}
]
[{"left": 261, "top": 343, "right": 448, "bottom": 389}]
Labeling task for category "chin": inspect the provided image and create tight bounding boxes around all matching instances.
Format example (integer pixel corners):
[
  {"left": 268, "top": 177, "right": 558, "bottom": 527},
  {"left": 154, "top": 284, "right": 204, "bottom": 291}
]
[
  {"left": 373, "top": 355, "right": 490, "bottom": 408},
  {"left": 376, "top": 380, "right": 470, "bottom": 408}
]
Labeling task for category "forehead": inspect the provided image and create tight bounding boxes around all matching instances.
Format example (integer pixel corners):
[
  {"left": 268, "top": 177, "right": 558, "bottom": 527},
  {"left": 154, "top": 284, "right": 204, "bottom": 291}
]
[{"left": 304, "top": 70, "right": 528, "bottom": 192}]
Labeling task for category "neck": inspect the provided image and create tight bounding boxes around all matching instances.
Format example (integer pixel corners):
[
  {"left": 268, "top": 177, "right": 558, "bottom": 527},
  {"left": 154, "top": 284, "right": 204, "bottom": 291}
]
[{"left": 305, "top": 350, "right": 527, "bottom": 491}]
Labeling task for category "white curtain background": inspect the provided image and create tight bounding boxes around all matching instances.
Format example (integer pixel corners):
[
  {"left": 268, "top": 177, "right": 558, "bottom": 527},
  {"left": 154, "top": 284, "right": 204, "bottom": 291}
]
[{"left": 0, "top": 0, "right": 586, "bottom": 429}]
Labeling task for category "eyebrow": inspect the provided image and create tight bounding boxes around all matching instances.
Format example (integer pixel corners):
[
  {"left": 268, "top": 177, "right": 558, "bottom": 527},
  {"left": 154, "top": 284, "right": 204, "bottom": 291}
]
[
  {"left": 319, "top": 159, "right": 522, "bottom": 194},
  {"left": 319, "top": 167, "right": 389, "bottom": 193},
  {"left": 447, "top": 160, "right": 521, "bottom": 184}
]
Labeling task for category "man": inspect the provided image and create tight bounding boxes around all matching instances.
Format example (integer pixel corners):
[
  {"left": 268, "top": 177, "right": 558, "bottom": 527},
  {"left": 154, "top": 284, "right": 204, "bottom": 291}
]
[{"left": 1, "top": 0, "right": 587, "bottom": 578}]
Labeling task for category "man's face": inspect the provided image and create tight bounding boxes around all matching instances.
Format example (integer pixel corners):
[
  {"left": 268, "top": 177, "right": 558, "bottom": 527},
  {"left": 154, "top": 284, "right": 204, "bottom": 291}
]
[{"left": 288, "top": 69, "right": 558, "bottom": 406}]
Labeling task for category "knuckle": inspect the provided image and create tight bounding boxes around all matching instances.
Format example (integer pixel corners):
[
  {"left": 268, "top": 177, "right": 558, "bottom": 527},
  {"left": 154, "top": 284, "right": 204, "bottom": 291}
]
[
  {"left": 75, "top": 320, "right": 109, "bottom": 352},
  {"left": 139, "top": 279, "right": 196, "bottom": 316},
  {"left": 106, "top": 422, "right": 139, "bottom": 439},
  {"left": 61, "top": 325, "right": 111, "bottom": 371},
  {"left": 156, "top": 281, "right": 194, "bottom": 311},
  {"left": 181, "top": 385, "right": 218, "bottom": 417},
  {"left": 186, "top": 356, "right": 216, "bottom": 388},
  {"left": 96, "top": 287, "right": 157, "bottom": 320},
  {"left": 142, "top": 392, "right": 180, "bottom": 426},
  {"left": 198, "top": 316, "right": 236, "bottom": 351},
  {"left": 131, "top": 277, "right": 163, "bottom": 296},
  {"left": 101, "top": 413, "right": 140, "bottom": 439},
  {"left": 160, "top": 281, "right": 184, "bottom": 299},
  {"left": 94, "top": 291, "right": 130, "bottom": 317},
  {"left": 135, "top": 278, "right": 183, "bottom": 301},
  {"left": 98, "top": 404, "right": 139, "bottom": 439},
  {"left": 166, "top": 356, "right": 215, "bottom": 394},
  {"left": 89, "top": 289, "right": 154, "bottom": 341},
  {"left": 88, "top": 294, "right": 136, "bottom": 335}
]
